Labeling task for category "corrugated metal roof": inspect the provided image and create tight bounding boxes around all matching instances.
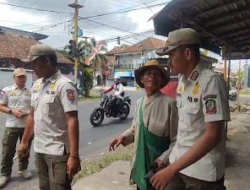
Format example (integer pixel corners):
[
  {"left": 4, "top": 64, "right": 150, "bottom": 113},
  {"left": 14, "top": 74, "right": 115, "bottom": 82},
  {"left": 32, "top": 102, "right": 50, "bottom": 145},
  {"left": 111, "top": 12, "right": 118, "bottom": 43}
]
[{"left": 152, "top": 0, "right": 250, "bottom": 59}]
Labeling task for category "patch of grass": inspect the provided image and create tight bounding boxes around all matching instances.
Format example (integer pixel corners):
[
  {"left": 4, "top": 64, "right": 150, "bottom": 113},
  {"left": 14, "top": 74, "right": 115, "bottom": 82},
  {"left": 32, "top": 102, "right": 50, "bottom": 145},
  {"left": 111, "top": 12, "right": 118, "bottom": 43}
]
[
  {"left": 239, "top": 88, "right": 250, "bottom": 95},
  {"left": 78, "top": 94, "right": 101, "bottom": 101},
  {"left": 73, "top": 145, "right": 134, "bottom": 183}
]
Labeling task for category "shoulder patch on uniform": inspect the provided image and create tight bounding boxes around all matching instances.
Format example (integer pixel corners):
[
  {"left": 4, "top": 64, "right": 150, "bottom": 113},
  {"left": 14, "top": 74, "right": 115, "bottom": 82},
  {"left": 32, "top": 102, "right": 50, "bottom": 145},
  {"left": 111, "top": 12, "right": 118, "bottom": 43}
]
[
  {"left": 203, "top": 94, "right": 217, "bottom": 114},
  {"left": 190, "top": 71, "right": 199, "bottom": 81},
  {"left": 0, "top": 90, "right": 5, "bottom": 99},
  {"left": 66, "top": 89, "right": 76, "bottom": 102},
  {"left": 205, "top": 99, "right": 217, "bottom": 114},
  {"left": 203, "top": 94, "right": 217, "bottom": 101}
]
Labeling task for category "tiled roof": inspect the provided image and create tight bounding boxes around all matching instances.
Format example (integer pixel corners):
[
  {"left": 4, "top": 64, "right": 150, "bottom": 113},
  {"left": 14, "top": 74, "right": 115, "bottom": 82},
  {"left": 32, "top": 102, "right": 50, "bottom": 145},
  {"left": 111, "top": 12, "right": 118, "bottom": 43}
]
[
  {"left": 0, "top": 26, "right": 48, "bottom": 41},
  {"left": 105, "top": 55, "right": 117, "bottom": 65},
  {"left": 0, "top": 31, "right": 73, "bottom": 64},
  {"left": 117, "top": 37, "right": 165, "bottom": 54},
  {"left": 106, "top": 45, "right": 130, "bottom": 55}
]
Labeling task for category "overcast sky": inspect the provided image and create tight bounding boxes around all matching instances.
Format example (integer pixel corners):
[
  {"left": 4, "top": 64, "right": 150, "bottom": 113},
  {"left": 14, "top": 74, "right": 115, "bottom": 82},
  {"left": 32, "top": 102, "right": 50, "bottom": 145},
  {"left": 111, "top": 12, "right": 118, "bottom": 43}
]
[{"left": 0, "top": 0, "right": 169, "bottom": 50}]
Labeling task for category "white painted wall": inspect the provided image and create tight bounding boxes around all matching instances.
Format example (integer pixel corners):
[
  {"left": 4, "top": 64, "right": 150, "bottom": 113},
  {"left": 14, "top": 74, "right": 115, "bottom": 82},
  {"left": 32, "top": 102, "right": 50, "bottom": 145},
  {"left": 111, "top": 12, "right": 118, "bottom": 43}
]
[{"left": 0, "top": 68, "right": 34, "bottom": 90}]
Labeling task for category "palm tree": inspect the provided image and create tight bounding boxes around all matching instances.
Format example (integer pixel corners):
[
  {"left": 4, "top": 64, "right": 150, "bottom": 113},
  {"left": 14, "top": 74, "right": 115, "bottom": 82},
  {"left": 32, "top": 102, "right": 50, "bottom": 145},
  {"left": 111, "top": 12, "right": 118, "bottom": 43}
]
[
  {"left": 78, "top": 38, "right": 93, "bottom": 64},
  {"left": 64, "top": 37, "right": 108, "bottom": 86},
  {"left": 78, "top": 38, "right": 108, "bottom": 86}
]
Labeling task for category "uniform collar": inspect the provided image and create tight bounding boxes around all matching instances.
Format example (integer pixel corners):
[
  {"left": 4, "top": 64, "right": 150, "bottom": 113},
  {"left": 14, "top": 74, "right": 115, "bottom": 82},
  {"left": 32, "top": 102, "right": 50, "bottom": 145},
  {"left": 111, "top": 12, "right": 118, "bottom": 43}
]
[
  {"left": 187, "top": 63, "right": 203, "bottom": 83},
  {"left": 145, "top": 90, "right": 161, "bottom": 102},
  {"left": 13, "top": 84, "right": 27, "bottom": 90},
  {"left": 177, "top": 63, "right": 202, "bottom": 94},
  {"left": 43, "top": 70, "right": 61, "bottom": 84},
  {"left": 179, "top": 63, "right": 203, "bottom": 83}
]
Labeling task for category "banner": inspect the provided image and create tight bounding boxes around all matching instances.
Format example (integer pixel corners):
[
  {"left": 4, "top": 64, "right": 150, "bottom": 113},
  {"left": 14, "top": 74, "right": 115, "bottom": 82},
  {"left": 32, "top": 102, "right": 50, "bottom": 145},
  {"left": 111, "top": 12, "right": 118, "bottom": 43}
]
[{"left": 85, "top": 40, "right": 105, "bottom": 65}]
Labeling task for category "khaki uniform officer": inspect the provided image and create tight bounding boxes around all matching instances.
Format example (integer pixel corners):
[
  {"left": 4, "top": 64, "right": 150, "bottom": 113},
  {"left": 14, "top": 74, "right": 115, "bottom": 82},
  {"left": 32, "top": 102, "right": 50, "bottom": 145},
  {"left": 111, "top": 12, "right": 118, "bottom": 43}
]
[
  {"left": 109, "top": 60, "right": 178, "bottom": 190},
  {"left": 151, "top": 28, "right": 230, "bottom": 190},
  {"left": 0, "top": 68, "right": 32, "bottom": 188},
  {"left": 170, "top": 62, "right": 230, "bottom": 182},
  {"left": 19, "top": 44, "right": 81, "bottom": 190}
]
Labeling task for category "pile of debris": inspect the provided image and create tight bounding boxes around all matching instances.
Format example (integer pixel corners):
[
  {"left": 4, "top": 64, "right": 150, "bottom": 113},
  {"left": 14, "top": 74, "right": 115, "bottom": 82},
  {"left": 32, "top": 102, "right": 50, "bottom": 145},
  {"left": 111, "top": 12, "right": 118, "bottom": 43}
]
[{"left": 230, "top": 102, "right": 250, "bottom": 113}]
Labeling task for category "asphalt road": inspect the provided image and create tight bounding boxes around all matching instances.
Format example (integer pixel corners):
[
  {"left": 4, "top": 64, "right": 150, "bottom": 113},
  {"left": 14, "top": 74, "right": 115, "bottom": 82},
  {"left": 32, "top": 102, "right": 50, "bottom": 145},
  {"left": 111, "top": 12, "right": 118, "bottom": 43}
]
[
  {"left": 229, "top": 94, "right": 250, "bottom": 106},
  {"left": 0, "top": 90, "right": 144, "bottom": 190}
]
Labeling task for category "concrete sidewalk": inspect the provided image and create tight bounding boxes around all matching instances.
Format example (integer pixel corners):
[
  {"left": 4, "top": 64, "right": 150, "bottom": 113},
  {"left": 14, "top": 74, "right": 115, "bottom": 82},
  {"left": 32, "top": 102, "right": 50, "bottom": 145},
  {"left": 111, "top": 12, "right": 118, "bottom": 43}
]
[
  {"left": 73, "top": 161, "right": 135, "bottom": 190},
  {"left": 73, "top": 111, "right": 250, "bottom": 190}
]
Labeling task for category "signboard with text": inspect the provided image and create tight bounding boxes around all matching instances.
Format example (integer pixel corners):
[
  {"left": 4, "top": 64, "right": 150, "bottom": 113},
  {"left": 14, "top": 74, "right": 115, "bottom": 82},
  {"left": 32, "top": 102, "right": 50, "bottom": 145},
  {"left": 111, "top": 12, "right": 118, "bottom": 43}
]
[{"left": 114, "top": 71, "right": 134, "bottom": 78}]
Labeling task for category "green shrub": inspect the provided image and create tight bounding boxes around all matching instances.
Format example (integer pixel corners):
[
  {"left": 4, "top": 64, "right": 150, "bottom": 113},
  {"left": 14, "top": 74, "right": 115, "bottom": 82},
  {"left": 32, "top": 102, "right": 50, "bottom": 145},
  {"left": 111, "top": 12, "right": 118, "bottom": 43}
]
[{"left": 82, "top": 67, "right": 93, "bottom": 97}]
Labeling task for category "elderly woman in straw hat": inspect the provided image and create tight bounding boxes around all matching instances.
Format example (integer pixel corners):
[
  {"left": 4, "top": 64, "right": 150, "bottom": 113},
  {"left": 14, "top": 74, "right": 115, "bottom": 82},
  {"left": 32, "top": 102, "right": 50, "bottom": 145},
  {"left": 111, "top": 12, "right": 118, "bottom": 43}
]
[{"left": 109, "top": 59, "right": 178, "bottom": 190}]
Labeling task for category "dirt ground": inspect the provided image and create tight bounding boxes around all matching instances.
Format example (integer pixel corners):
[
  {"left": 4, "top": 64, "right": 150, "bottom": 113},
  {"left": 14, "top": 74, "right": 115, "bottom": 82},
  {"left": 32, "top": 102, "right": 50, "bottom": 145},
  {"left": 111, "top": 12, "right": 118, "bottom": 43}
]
[{"left": 225, "top": 112, "right": 250, "bottom": 190}]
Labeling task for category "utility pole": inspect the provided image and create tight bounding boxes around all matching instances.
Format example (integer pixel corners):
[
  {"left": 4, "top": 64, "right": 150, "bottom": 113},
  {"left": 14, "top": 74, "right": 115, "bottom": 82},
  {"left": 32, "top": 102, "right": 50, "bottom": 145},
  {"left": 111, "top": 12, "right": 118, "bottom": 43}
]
[
  {"left": 237, "top": 60, "right": 241, "bottom": 111},
  {"left": 223, "top": 47, "right": 227, "bottom": 81},
  {"left": 68, "top": 0, "right": 83, "bottom": 84}
]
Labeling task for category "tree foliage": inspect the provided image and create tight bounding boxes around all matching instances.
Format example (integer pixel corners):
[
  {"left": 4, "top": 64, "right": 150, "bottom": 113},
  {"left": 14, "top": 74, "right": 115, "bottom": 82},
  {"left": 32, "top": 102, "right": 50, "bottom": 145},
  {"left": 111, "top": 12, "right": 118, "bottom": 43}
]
[
  {"left": 82, "top": 67, "right": 93, "bottom": 97},
  {"left": 63, "top": 37, "right": 108, "bottom": 94}
]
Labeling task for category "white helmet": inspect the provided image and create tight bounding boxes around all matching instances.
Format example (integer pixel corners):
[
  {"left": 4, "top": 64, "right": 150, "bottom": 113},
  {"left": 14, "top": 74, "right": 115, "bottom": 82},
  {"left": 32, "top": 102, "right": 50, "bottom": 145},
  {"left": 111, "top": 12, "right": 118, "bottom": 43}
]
[{"left": 114, "top": 76, "right": 121, "bottom": 80}]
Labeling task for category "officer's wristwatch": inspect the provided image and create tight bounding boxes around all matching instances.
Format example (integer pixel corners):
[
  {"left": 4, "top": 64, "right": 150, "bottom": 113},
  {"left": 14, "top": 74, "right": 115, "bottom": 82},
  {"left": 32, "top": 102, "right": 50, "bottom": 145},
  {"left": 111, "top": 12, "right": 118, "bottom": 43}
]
[{"left": 8, "top": 109, "right": 12, "bottom": 114}]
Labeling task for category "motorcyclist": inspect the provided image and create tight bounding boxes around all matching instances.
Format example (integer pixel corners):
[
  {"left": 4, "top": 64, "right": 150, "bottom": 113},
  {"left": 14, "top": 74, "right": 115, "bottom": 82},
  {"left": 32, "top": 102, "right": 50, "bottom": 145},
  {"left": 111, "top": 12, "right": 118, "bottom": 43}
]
[{"left": 104, "top": 76, "right": 124, "bottom": 116}]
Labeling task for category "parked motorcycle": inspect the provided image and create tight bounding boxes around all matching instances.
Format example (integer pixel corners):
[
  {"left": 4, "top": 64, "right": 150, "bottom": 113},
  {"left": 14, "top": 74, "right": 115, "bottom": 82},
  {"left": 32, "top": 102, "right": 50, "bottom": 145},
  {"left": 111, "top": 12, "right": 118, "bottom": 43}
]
[
  {"left": 229, "top": 90, "right": 237, "bottom": 101},
  {"left": 90, "top": 94, "right": 132, "bottom": 127}
]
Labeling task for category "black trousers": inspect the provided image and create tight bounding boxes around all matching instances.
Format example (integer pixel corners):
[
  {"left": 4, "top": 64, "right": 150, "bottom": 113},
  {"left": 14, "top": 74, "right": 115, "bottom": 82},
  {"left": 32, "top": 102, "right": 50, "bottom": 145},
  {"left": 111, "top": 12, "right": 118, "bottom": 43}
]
[{"left": 110, "top": 97, "right": 122, "bottom": 115}]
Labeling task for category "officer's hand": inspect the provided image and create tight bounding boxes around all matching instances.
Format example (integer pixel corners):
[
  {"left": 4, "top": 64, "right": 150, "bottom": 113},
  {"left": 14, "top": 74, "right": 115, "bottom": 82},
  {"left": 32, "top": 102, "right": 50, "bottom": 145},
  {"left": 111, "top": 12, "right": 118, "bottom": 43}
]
[
  {"left": 150, "top": 165, "right": 177, "bottom": 190},
  {"left": 67, "top": 156, "right": 81, "bottom": 179},
  {"left": 109, "top": 135, "right": 125, "bottom": 151},
  {"left": 12, "top": 109, "right": 24, "bottom": 118},
  {"left": 18, "top": 143, "right": 29, "bottom": 160},
  {"left": 154, "top": 159, "right": 166, "bottom": 171}
]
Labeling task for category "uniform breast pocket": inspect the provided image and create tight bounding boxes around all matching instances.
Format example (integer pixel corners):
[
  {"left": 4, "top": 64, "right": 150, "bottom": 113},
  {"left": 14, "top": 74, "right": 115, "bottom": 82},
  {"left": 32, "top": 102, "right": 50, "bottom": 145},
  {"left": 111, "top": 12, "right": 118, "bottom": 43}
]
[
  {"left": 23, "top": 95, "right": 31, "bottom": 105},
  {"left": 31, "top": 94, "right": 39, "bottom": 108},
  {"left": 183, "top": 102, "right": 200, "bottom": 125},
  {"left": 43, "top": 96, "right": 56, "bottom": 114}
]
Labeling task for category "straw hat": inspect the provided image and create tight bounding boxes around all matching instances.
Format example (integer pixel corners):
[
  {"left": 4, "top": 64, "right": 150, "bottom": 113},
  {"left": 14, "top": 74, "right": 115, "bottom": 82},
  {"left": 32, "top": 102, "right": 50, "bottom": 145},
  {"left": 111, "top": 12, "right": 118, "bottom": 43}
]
[{"left": 134, "top": 60, "right": 170, "bottom": 88}]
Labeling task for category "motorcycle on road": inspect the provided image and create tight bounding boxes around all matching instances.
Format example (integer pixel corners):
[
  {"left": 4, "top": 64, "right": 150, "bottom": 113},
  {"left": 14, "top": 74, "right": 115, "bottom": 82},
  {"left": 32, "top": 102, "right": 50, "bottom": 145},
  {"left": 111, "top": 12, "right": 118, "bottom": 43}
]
[
  {"left": 229, "top": 90, "right": 237, "bottom": 101},
  {"left": 90, "top": 94, "right": 132, "bottom": 127}
]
